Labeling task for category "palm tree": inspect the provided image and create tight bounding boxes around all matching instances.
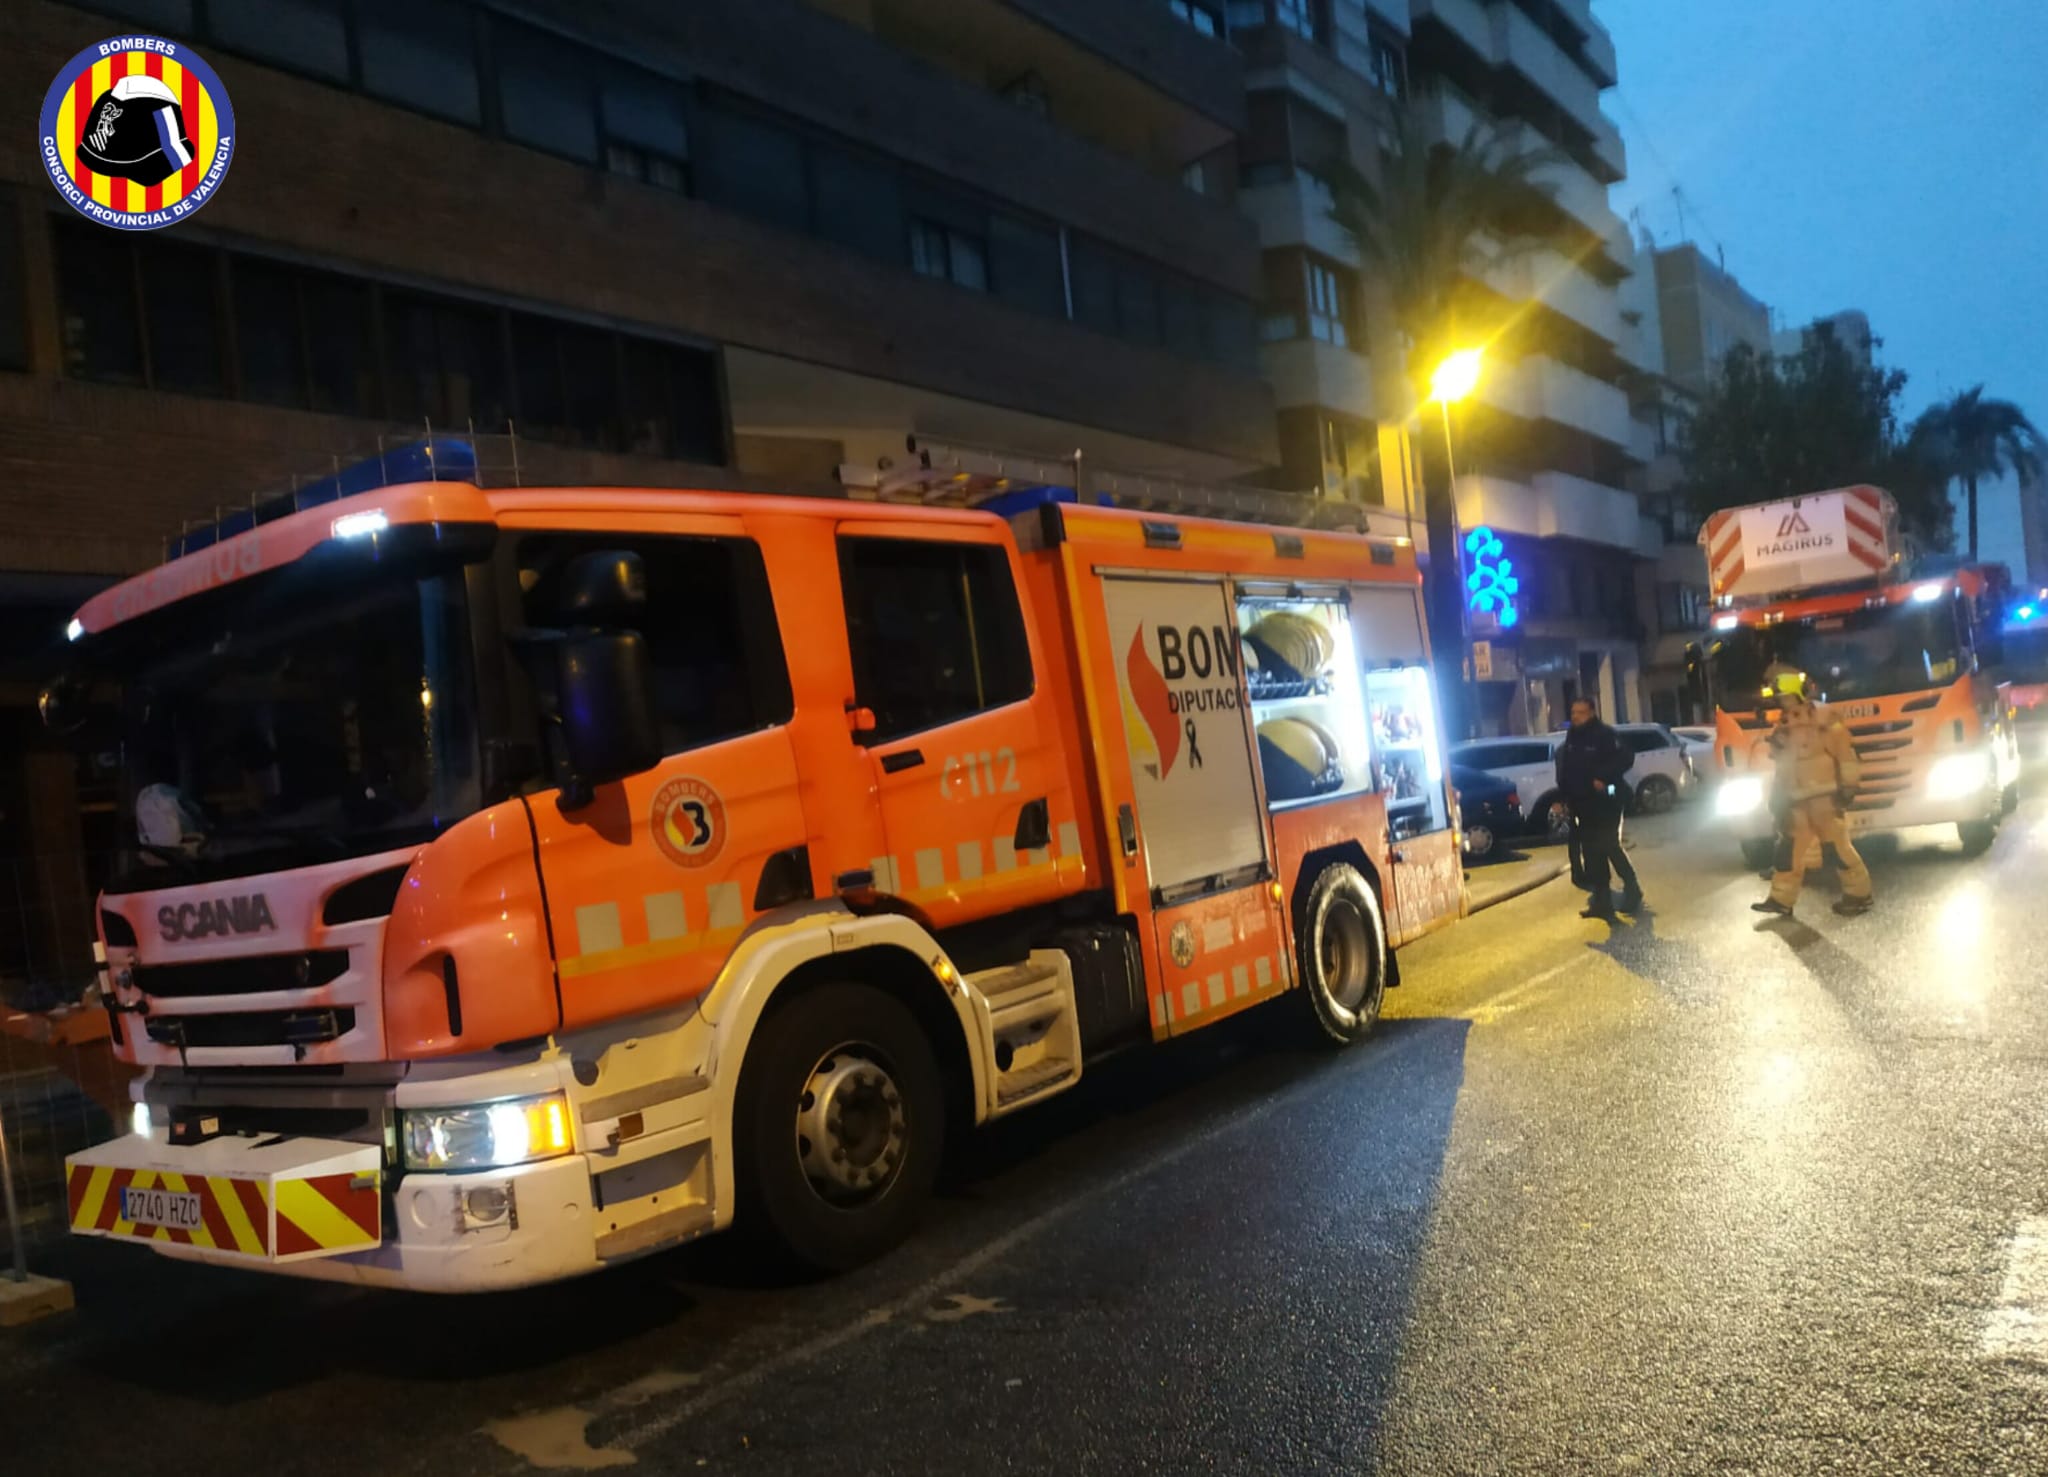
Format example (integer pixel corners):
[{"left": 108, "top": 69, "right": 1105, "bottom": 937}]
[
  {"left": 1910, "top": 387, "right": 2044, "bottom": 561},
  {"left": 1326, "top": 99, "right": 1573, "bottom": 395}
]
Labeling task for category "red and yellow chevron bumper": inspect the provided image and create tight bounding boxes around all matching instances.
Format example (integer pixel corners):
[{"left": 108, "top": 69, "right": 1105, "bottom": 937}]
[{"left": 66, "top": 1135, "right": 381, "bottom": 1263}]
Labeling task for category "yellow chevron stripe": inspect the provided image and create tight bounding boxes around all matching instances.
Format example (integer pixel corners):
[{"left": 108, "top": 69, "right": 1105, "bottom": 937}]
[
  {"left": 72, "top": 1164, "right": 114, "bottom": 1231},
  {"left": 274, "top": 1179, "right": 375, "bottom": 1250},
  {"left": 209, "top": 1175, "right": 264, "bottom": 1256}
]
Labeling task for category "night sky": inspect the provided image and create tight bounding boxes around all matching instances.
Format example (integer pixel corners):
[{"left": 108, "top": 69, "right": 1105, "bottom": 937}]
[{"left": 1602, "top": 0, "right": 2047, "bottom": 569}]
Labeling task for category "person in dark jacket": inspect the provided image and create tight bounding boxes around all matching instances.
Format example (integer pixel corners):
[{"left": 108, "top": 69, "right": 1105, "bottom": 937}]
[{"left": 1556, "top": 698, "right": 1642, "bottom": 919}]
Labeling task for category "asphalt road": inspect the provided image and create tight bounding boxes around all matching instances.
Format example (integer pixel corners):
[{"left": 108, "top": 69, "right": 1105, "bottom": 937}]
[{"left": 8, "top": 792, "right": 2048, "bottom": 1475}]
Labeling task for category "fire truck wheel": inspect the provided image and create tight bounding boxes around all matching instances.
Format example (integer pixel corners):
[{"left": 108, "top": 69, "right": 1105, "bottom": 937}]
[
  {"left": 1739, "top": 838, "right": 1777, "bottom": 872},
  {"left": 1958, "top": 819, "right": 1998, "bottom": 858},
  {"left": 735, "top": 982, "right": 945, "bottom": 1272},
  {"left": 1295, "top": 864, "right": 1386, "bottom": 1046}
]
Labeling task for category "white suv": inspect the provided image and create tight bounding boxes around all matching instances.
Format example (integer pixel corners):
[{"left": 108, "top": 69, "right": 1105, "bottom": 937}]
[{"left": 1450, "top": 724, "right": 1698, "bottom": 841}]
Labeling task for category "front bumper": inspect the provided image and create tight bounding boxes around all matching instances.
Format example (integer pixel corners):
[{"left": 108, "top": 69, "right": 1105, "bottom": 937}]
[{"left": 1708, "top": 781, "right": 2001, "bottom": 842}]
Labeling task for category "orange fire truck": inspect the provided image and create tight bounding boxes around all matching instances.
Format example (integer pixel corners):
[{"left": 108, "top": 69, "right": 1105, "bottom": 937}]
[
  {"left": 1698, "top": 485, "right": 2022, "bottom": 867},
  {"left": 45, "top": 443, "right": 1461, "bottom": 1289}
]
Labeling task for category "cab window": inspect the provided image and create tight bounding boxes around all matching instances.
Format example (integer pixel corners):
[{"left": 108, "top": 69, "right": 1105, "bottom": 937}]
[
  {"left": 518, "top": 533, "right": 792, "bottom": 754},
  {"left": 838, "top": 537, "right": 1033, "bottom": 741}
]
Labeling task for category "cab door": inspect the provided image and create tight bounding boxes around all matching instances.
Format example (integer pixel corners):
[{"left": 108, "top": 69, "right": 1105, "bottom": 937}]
[
  {"left": 1352, "top": 583, "right": 1459, "bottom": 943},
  {"left": 835, "top": 523, "right": 1079, "bottom": 926},
  {"left": 510, "top": 520, "right": 811, "bottom": 1030}
]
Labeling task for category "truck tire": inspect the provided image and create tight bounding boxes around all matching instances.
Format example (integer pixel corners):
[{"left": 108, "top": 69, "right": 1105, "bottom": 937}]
[
  {"left": 1294, "top": 863, "right": 1387, "bottom": 1046},
  {"left": 1958, "top": 819, "right": 1998, "bottom": 858},
  {"left": 1740, "top": 837, "right": 1777, "bottom": 872},
  {"left": 734, "top": 981, "right": 945, "bottom": 1273}
]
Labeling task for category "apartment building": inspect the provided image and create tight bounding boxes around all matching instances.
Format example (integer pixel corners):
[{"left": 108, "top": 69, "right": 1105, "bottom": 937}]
[{"left": 0, "top": 0, "right": 1277, "bottom": 994}]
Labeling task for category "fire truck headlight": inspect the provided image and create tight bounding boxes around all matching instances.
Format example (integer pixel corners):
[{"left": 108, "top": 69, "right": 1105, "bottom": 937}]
[
  {"left": 1716, "top": 777, "right": 1764, "bottom": 817},
  {"left": 1927, "top": 753, "right": 1992, "bottom": 802},
  {"left": 401, "top": 1092, "right": 574, "bottom": 1172}
]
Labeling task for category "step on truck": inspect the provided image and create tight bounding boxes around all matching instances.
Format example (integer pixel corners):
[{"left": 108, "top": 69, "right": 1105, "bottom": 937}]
[
  {"left": 1696, "top": 485, "right": 2022, "bottom": 866},
  {"left": 43, "top": 444, "right": 1464, "bottom": 1290}
]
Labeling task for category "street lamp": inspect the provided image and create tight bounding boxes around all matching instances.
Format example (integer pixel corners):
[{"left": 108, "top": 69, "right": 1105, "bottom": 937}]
[{"left": 1425, "top": 349, "right": 1484, "bottom": 736}]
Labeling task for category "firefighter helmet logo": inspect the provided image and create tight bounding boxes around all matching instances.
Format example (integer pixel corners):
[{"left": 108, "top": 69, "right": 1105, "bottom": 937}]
[
  {"left": 1169, "top": 921, "right": 1196, "bottom": 970},
  {"left": 652, "top": 777, "right": 727, "bottom": 868},
  {"left": 40, "top": 36, "right": 235, "bottom": 230},
  {"left": 1121, "top": 625, "right": 1182, "bottom": 779}
]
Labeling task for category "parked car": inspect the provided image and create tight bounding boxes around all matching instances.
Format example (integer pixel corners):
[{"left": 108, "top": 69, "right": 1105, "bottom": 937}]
[
  {"left": 1612, "top": 723, "right": 1700, "bottom": 813},
  {"left": 1453, "top": 764, "right": 1523, "bottom": 861},
  {"left": 1674, "top": 724, "right": 1715, "bottom": 754},
  {"left": 1449, "top": 736, "right": 1568, "bottom": 842},
  {"left": 1451, "top": 723, "right": 1700, "bottom": 843}
]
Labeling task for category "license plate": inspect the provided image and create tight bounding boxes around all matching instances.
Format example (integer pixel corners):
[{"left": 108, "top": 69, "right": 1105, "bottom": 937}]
[{"left": 122, "top": 1186, "right": 203, "bottom": 1231}]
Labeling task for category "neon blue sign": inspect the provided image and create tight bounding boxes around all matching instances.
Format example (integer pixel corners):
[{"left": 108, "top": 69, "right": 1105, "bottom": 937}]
[{"left": 1464, "top": 525, "right": 1521, "bottom": 630}]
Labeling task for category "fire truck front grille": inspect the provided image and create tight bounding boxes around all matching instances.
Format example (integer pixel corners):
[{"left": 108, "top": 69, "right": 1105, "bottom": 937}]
[
  {"left": 1853, "top": 737, "right": 1912, "bottom": 754},
  {"left": 135, "top": 950, "right": 350, "bottom": 999},
  {"left": 1847, "top": 720, "right": 1912, "bottom": 737},
  {"left": 145, "top": 1008, "right": 358, "bottom": 1051}
]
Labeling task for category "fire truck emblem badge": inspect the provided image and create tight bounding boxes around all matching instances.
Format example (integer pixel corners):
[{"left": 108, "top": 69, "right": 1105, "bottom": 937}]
[
  {"left": 1169, "top": 921, "right": 1196, "bottom": 969},
  {"left": 40, "top": 34, "right": 236, "bottom": 230},
  {"left": 1122, "top": 626, "right": 1182, "bottom": 779},
  {"left": 652, "top": 776, "right": 727, "bottom": 868}
]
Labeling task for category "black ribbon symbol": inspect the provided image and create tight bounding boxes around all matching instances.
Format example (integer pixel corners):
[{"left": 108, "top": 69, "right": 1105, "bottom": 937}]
[{"left": 1184, "top": 716, "right": 1203, "bottom": 769}]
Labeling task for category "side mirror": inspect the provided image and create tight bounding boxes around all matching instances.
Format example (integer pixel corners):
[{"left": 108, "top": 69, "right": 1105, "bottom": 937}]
[
  {"left": 38, "top": 670, "right": 89, "bottom": 736},
  {"left": 554, "top": 631, "right": 660, "bottom": 807},
  {"left": 559, "top": 550, "right": 646, "bottom": 628}
]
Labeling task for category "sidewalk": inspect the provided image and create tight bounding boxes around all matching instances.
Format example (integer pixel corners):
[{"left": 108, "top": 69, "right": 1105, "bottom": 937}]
[{"left": 1466, "top": 849, "right": 1568, "bottom": 913}]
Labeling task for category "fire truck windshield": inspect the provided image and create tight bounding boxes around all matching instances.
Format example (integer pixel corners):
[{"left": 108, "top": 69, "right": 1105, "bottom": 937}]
[
  {"left": 101, "top": 568, "right": 480, "bottom": 892},
  {"left": 1709, "top": 600, "right": 1967, "bottom": 711}
]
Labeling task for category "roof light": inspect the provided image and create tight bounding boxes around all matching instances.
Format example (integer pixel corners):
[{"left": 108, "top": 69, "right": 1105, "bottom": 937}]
[
  {"left": 2018, "top": 604, "right": 2038, "bottom": 621},
  {"left": 1911, "top": 582, "right": 1945, "bottom": 603},
  {"left": 65, "top": 618, "right": 84, "bottom": 642},
  {"left": 1713, "top": 613, "right": 1738, "bottom": 631},
  {"left": 332, "top": 510, "right": 389, "bottom": 539}
]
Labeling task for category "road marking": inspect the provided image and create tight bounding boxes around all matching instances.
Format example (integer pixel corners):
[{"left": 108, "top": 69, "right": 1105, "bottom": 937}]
[
  {"left": 540, "top": 1029, "right": 1423, "bottom": 1465},
  {"left": 926, "top": 1292, "right": 1009, "bottom": 1322},
  {"left": 484, "top": 1371, "right": 700, "bottom": 1471},
  {"left": 1459, "top": 960, "right": 1579, "bottom": 1024},
  {"left": 1983, "top": 1217, "right": 2048, "bottom": 1364}
]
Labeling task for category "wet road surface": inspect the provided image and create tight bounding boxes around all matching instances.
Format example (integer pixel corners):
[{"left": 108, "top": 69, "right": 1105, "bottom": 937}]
[{"left": 7, "top": 794, "right": 2048, "bottom": 1474}]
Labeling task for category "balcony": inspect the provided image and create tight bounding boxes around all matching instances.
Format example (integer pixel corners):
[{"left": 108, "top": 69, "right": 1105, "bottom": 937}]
[
  {"left": 1476, "top": 355, "right": 1631, "bottom": 447},
  {"left": 1260, "top": 337, "right": 1376, "bottom": 415},
  {"left": 1239, "top": 174, "right": 1358, "bottom": 265},
  {"left": 1454, "top": 470, "right": 1644, "bottom": 553},
  {"left": 1497, "top": 4, "right": 1604, "bottom": 138},
  {"left": 1420, "top": 91, "right": 1621, "bottom": 246},
  {"left": 1482, "top": 244, "right": 1623, "bottom": 344},
  {"left": 1000, "top": 0, "right": 1245, "bottom": 127},
  {"left": 1410, "top": 0, "right": 1494, "bottom": 62},
  {"left": 1580, "top": 23, "right": 1618, "bottom": 87},
  {"left": 1588, "top": 110, "right": 1627, "bottom": 184}
]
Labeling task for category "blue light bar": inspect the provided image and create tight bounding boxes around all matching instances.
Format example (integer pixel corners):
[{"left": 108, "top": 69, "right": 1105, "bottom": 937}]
[
  {"left": 974, "top": 484, "right": 1112, "bottom": 520},
  {"left": 167, "top": 437, "right": 478, "bottom": 561}
]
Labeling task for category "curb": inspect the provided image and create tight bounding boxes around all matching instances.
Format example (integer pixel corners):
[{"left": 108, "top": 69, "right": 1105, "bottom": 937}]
[{"left": 1466, "top": 861, "right": 1568, "bottom": 915}]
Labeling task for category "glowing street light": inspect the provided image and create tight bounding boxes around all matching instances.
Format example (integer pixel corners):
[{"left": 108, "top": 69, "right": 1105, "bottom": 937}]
[{"left": 1429, "top": 347, "right": 1484, "bottom": 405}]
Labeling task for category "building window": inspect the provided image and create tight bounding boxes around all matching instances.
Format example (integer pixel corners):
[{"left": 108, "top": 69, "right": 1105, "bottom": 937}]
[
  {"left": 207, "top": 0, "right": 351, "bottom": 83},
  {"left": 1275, "top": 0, "right": 1323, "bottom": 42},
  {"left": 519, "top": 534, "right": 790, "bottom": 755},
  {"left": 910, "top": 219, "right": 989, "bottom": 293},
  {"left": 301, "top": 272, "right": 377, "bottom": 415},
  {"left": 1369, "top": 33, "right": 1406, "bottom": 99},
  {"left": 600, "top": 70, "right": 692, "bottom": 192},
  {"left": 0, "top": 191, "right": 27, "bottom": 373},
  {"left": 1305, "top": 260, "right": 1350, "bottom": 347},
  {"left": 492, "top": 20, "right": 600, "bottom": 163},
  {"left": 1169, "top": 0, "right": 1225, "bottom": 38},
  {"left": 839, "top": 538, "right": 1034, "bottom": 741},
  {"left": 1182, "top": 159, "right": 1210, "bottom": 195},
  {"left": 694, "top": 102, "right": 810, "bottom": 233},
  {"left": 1226, "top": 1, "right": 1267, "bottom": 31},
  {"left": 230, "top": 257, "right": 308, "bottom": 407},
  {"left": 53, "top": 223, "right": 226, "bottom": 394},
  {"left": 358, "top": 0, "right": 482, "bottom": 126}
]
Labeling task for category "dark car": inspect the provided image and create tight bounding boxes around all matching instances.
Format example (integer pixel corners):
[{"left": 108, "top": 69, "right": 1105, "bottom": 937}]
[{"left": 1453, "top": 764, "right": 1523, "bottom": 862}]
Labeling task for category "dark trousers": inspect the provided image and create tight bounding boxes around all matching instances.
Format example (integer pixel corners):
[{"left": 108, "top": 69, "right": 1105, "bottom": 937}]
[{"left": 1576, "top": 808, "right": 1638, "bottom": 904}]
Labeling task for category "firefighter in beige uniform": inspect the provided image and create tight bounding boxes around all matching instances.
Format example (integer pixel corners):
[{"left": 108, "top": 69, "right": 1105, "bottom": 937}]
[{"left": 1752, "top": 672, "right": 1872, "bottom": 917}]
